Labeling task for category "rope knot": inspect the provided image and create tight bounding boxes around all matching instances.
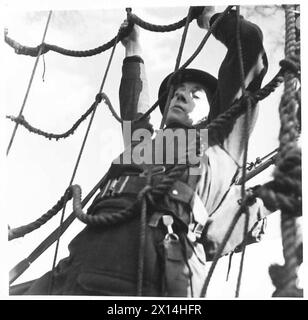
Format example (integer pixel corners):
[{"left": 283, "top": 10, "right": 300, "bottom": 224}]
[
  {"left": 39, "top": 42, "right": 48, "bottom": 55},
  {"left": 95, "top": 93, "right": 104, "bottom": 103},
  {"left": 279, "top": 56, "right": 300, "bottom": 77}
]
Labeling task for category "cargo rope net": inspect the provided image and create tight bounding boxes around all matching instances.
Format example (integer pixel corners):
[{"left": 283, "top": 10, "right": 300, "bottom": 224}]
[{"left": 6, "top": 5, "right": 302, "bottom": 298}]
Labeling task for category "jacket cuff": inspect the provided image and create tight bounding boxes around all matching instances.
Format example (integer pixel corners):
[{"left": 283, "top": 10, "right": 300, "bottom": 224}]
[
  {"left": 123, "top": 55, "right": 144, "bottom": 64},
  {"left": 209, "top": 9, "right": 238, "bottom": 27}
]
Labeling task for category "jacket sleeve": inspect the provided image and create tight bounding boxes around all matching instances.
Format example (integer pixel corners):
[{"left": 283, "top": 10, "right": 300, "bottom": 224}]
[
  {"left": 119, "top": 56, "right": 153, "bottom": 147},
  {"left": 200, "top": 184, "right": 270, "bottom": 261},
  {"left": 198, "top": 12, "right": 270, "bottom": 259},
  {"left": 209, "top": 10, "right": 268, "bottom": 163}
]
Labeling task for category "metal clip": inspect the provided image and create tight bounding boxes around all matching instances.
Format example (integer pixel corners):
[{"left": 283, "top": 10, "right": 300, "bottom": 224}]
[
  {"left": 162, "top": 215, "right": 179, "bottom": 241},
  {"left": 187, "top": 222, "right": 204, "bottom": 242},
  {"left": 108, "top": 179, "right": 118, "bottom": 196}
]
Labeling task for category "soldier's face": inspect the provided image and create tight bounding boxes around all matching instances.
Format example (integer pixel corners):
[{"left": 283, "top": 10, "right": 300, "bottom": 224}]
[{"left": 166, "top": 81, "right": 209, "bottom": 127}]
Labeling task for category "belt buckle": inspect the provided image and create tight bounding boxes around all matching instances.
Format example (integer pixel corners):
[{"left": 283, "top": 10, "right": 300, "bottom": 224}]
[
  {"left": 188, "top": 222, "right": 204, "bottom": 242},
  {"left": 109, "top": 176, "right": 130, "bottom": 196},
  {"left": 192, "top": 223, "right": 204, "bottom": 238},
  {"left": 108, "top": 178, "right": 118, "bottom": 196}
]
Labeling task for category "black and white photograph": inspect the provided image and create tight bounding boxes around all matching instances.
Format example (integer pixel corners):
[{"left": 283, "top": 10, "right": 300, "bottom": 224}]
[{"left": 0, "top": 0, "right": 304, "bottom": 301}]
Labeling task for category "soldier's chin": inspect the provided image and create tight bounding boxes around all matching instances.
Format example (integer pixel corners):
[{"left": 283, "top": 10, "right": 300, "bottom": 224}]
[
  {"left": 165, "top": 117, "right": 193, "bottom": 129},
  {"left": 166, "top": 112, "right": 186, "bottom": 126}
]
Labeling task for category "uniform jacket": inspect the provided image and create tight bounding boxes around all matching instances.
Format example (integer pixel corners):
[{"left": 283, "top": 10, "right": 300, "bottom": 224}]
[{"left": 25, "top": 11, "right": 270, "bottom": 297}]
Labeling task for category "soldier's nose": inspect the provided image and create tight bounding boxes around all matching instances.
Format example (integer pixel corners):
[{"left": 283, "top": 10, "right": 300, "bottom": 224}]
[{"left": 175, "top": 91, "right": 187, "bottom": 103}]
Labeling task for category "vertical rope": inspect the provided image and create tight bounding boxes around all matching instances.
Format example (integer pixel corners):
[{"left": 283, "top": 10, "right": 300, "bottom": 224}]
[
  {"left": 47, "top": 25, "right": 122, "bottom": 294},
  {"left": 136, "top": 173, "right": 152, "bottom": 296},
  {"left": 42, "top": 54, "right": 46, "bottom": 82},
  {"left": 159, "top": 7, "right": 194, "bottom": 129},
  {"left": 201, "top": 207, "right": 243, "bottom": 296},
  {"left": 234, "top": 5, "right": 252, "bottom": 298},
  {"left": 6, "top": 10, "right": 52, "bottom": 156},
  {"left": 269, "top": 5, "right": 302, "bottom": 297}
]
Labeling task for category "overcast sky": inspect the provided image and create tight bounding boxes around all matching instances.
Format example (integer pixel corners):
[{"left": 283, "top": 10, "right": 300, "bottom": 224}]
[{"left": 0, "top": 0, "right": 305, "bottom": 298}]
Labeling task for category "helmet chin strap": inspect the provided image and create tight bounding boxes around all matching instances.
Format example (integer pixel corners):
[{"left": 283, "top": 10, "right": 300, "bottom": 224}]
[{"left": 164, "top": 121, "right": 195, "bottom": 130}]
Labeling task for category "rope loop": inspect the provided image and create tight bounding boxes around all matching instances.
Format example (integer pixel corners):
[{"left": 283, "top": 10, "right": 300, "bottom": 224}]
[
  {"left": 8, "top": 186, "right": 73, "bottom": 241},
  {"left": 6, "top": 92, "right": 123, "bottom": 140}
]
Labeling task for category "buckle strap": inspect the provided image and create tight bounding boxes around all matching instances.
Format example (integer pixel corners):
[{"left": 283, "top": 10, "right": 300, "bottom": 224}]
[
  {"left": 108, "top": 175, "right": 147, "bottom": 196},
  {"left": 99, "top": 172, "right": 208, "bottom": 240},
  {"left": 103, "top": 166, "right": 166, "bottom": 197},
  {"left": 168, "top": 180, "right": 208, "bottom": 239}
]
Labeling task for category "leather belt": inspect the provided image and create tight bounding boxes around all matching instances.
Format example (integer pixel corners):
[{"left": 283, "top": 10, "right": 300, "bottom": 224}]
[{"left": 98, "top": 169, "right": 208, "bottom": 240}]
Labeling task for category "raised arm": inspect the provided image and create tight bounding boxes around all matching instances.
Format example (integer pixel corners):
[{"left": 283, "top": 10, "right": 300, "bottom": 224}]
[
  {"left": 119, "top": 21, "right": 152, "bottom": 147},
  {"left": 196, "top": 8, "right": 270, "bottom": 258},
  {"left": 199, "top": 8, "right": 268, "bottom": 162}
]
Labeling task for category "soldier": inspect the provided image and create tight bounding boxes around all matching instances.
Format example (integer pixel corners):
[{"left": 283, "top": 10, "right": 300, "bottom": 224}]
[{"left": 25, "top": 6, "right": 269, "bottom": 296}]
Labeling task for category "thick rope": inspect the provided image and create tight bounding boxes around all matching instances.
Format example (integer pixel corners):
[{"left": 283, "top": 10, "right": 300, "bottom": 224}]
[
  {"left": 6, "top": 11, "right": 53, "bottom": 156},
  {"left": 72, "top": 184, "right": 141, "bottom": 226},
  {"left": 9, "top": 172, "right": 110, "bottom": 285},
  {"left": 8, "top": 188, "right": 72, "bottom": 241},
  {"left": 265, "top": 5, "right": 302, "bottom": 297},
  {"left": 70, "top": 166, "right": 189, "bottom": 227},
  {"left": 128, "top": 7, "right": 204, "bottom": 33},
  {"left": 253, "top": 17, "right": 301, "bottom": 216},
  {"left": 4, "top": 9, "right": 205, "bottom": 58},
  {"left": 4, "top": 20, "right": 133, "bottom": 58},
  {"left": 6, "top": 93, "right": 121, "bottom": 140}
]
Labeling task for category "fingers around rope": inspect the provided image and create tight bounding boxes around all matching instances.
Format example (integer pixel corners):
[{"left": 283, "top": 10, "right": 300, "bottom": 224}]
[{"left": 118, "top": 15, "right": 134, "bottom": 38}]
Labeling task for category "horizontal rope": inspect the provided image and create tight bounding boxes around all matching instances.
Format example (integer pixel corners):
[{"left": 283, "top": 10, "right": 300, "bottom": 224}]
[
  {"left": 4, "top": 21, "right": 134, "bottom": 57},
  {"left": 6, "top": 93, "right": 120, "bottom": 140},
  {"left": 4, "top": 8, "right": 205, "bottom": 58},
  {"left": 128, "top": 6, "right": 204, "bottom": 32},
  {"left": 6, "top": 8, "right": 233, "bottom": 141},
  {"left": 72, "top": 165, "right": 188, "bottom": 227}
]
